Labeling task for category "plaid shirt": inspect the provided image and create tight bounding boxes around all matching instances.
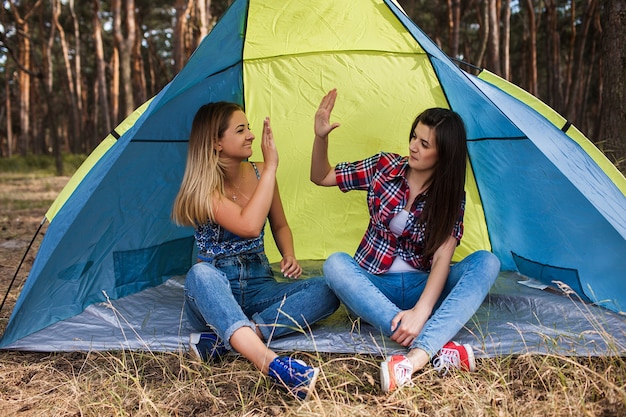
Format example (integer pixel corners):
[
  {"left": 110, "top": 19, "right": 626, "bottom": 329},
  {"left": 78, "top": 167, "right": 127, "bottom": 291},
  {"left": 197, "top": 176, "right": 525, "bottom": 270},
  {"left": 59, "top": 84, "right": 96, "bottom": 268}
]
[{"left": 335, "top": 152, "right": 464, "bottom": 274}]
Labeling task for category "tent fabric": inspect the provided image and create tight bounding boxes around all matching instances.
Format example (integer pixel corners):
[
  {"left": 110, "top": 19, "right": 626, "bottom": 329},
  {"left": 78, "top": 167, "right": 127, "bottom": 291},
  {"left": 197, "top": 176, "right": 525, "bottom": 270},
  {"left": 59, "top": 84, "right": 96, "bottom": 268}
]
[
  {"left": 3, "top": 264, "right": 625, "bottom": 357},
  {"left": 2, "top": 0, "right": 625, "bottom": 350},
  {"left": 45, "top": 100, "right": 153, "bottom": 221},
  {"left": 464, "top": 74, "right": 626, "bottom": 311},
  {"left": 477, "top": 69, "right": 626, "bottom": 196}
]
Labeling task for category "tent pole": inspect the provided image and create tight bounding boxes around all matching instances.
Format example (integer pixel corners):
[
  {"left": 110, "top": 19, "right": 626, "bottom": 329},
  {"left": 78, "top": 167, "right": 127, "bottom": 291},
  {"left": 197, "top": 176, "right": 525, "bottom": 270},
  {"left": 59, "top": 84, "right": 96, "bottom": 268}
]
[
  {"left": 449, "top": 57, "right": 483, "bottom": 74},
  {"left": 0, "top": 217, "right": 46, "bottom": 315}
]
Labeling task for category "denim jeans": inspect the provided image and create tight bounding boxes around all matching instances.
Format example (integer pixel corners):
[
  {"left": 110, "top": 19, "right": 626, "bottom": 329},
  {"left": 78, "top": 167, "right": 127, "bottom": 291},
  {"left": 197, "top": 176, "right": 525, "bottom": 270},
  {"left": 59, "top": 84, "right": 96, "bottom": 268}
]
[
  {"left": 185, "top": 251, "right": 340, "bottom": 350},
  {"left": 323, "top": 250, "right": 500, "bottom": 358}
]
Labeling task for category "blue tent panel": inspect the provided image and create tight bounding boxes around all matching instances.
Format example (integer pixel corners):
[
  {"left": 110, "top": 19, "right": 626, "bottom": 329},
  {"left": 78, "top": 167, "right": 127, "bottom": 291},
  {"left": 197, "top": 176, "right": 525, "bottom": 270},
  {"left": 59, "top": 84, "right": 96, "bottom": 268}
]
[
  {"left": 465, "top": 76, "right": 626, "bottom": 312},
  {"left": 0, "top": 53, "right": 247, "bottom": 348}
]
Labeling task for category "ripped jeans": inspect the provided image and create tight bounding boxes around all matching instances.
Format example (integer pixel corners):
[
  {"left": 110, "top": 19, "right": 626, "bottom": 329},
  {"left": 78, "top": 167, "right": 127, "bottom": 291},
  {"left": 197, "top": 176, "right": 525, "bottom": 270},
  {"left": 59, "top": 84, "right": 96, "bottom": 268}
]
[
  {"left": 185, "top": 251, "right": 339, "bottom": 350},
  {"left": 322, "top": 250, "right": 500, "bottom": 358}
]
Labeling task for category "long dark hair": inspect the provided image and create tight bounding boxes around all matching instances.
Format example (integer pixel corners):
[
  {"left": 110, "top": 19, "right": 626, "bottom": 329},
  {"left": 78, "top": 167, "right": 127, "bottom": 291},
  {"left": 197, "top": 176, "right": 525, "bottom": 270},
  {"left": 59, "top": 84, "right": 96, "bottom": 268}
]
[{"left": 411, "top": 108, "right": 467, "bottom": 258}]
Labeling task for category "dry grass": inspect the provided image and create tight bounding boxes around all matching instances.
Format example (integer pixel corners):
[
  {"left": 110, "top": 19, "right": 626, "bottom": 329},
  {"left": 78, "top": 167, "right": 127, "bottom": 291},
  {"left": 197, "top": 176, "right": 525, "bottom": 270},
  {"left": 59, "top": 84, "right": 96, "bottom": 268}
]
[
  {"left": 1, "top": 349, "right": 625, "bottom": 416},
  {"left": 1, "top": 174, "right": 625, "bottom": 416}
]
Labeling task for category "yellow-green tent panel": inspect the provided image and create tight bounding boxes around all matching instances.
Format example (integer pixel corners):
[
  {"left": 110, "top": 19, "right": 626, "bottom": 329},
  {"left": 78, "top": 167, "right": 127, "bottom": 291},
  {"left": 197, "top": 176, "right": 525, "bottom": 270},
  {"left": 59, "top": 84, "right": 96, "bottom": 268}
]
[{"left": 244, "top": 53, "right": 449, "bottom": 262}]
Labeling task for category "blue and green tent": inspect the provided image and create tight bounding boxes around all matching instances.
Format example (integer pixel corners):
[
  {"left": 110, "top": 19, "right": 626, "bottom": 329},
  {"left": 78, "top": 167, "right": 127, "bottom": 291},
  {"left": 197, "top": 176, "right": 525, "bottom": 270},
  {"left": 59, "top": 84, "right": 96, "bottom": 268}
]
[{"left": 1, "top": 0, "right": 625, "bottom": 349}]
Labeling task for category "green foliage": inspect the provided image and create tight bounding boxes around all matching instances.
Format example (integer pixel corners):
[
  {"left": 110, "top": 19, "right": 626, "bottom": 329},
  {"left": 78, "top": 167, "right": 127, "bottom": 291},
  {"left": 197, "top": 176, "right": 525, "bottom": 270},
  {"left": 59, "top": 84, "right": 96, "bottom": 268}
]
[{"left": 0, "top": 154, "right": 86, "bottom": 176}]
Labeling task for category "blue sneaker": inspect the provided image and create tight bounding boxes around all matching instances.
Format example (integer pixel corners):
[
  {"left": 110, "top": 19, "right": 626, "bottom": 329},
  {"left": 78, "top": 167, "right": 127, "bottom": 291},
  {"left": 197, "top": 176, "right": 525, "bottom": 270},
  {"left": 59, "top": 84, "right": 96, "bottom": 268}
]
[
  {"left": 268, "top": 356, "right": 319, "bottom": 400},
  {"left": 189, "top": 332, "right": 228, "bottom": 362}
]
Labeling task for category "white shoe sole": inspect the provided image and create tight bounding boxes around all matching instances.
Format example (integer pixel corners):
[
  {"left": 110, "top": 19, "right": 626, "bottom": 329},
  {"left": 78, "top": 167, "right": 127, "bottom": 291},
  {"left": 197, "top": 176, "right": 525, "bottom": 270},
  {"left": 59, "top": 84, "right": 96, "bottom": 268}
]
[
  {"left": 188, "top": 332, "right": 203, "bottom": 361},
  {"left": 462, "top": 344, "right": 476, "bottom": 371},
  {"left": 380, "top": 358, "right": 392, "bottom": 393},
  {"left": 301, "top": 367, "right": 320, "bottom": 401}
]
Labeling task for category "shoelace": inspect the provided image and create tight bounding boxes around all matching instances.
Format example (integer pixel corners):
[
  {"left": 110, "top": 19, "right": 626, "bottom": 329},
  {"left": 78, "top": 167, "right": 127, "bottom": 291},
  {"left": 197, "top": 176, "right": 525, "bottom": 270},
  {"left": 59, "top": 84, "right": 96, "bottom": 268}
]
[
  {"left": 394, "top": 360, "right": 414, "bottom": 387},
  {"left": 272, "top": 358, "right": 310, "bottom": 382},
  {"left": 432, "top": 349, "right": 460, "bottom": 375}
]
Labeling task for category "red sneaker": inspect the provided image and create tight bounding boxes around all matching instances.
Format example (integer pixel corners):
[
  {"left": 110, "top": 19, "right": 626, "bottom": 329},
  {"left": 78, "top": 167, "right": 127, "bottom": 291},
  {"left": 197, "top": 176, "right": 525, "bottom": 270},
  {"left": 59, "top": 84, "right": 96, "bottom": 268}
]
[
  {"left": 432, "top": 341, "right": 476, "bottom": 374},
  {"left": 380, "top": 355, "right": 414, "bottom": 392}
]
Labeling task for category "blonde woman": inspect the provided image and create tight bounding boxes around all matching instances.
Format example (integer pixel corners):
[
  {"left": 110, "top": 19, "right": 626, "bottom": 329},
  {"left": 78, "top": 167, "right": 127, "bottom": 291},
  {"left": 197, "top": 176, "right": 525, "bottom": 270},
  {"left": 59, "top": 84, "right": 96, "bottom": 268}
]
[{"left": 172, "top": 102, "right": 339, "bottom": 400}]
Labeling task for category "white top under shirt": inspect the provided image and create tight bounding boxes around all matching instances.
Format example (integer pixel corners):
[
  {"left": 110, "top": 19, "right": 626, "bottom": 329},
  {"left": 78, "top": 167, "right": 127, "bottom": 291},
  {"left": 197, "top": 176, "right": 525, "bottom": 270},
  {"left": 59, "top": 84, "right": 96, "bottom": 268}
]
[{"left": 387, "top": 209, "right": 419, "bottom": 273}]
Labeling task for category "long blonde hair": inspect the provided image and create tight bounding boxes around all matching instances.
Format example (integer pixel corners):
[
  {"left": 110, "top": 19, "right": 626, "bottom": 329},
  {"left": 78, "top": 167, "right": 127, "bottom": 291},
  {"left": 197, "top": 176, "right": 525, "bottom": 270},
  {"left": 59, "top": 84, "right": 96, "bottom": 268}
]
[{"left": 172, "top": 102, "right": 243, "bottom": 226}]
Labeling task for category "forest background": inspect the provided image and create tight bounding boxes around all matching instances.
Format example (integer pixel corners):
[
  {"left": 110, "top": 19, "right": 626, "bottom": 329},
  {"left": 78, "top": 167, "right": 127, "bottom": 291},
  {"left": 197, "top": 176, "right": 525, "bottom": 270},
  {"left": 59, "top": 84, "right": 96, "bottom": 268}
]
[{"left": 0, "top": 0, "right": 625, "bottom": 175}]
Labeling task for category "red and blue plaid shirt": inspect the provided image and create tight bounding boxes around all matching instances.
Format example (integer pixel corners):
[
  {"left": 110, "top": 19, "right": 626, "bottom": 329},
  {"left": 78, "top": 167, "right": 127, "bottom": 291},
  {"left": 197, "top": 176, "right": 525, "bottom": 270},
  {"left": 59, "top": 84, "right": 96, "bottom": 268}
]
[{"left": 335, "top": 152, "right": 464, "bottom": 274}]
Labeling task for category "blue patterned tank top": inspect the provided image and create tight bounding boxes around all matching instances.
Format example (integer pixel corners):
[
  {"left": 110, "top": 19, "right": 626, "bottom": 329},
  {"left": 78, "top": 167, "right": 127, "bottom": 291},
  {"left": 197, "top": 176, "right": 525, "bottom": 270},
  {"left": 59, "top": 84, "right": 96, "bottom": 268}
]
[{"left": 195, "top": 162, "right": 265, "bottom": 261}]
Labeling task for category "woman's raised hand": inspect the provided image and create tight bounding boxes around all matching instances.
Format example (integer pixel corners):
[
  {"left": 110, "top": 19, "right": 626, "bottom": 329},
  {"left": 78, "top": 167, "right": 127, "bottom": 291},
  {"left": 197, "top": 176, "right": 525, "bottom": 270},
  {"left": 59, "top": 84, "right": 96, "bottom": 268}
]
[
  {"left": 314, "top": 89, "right": 341, "bottom": 139},
  {"left": 261, "top": 116, "right": 279, "bottom": 170}
]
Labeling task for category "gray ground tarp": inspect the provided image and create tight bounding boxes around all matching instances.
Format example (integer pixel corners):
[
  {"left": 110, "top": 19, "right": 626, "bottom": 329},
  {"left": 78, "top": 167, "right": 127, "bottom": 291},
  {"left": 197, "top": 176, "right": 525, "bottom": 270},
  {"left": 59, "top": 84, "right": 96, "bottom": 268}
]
[{"left": 3, "top": 262, "right": 626, "bottom": 357}]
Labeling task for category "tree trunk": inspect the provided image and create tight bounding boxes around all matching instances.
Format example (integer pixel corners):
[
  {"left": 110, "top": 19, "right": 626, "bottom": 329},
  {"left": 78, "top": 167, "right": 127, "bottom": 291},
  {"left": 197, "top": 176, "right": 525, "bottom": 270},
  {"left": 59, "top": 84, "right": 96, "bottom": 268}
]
[
  {"left": 69, "top": 0, "right": 84, "bottom": 148},
  {"left": 428, "top": 0, "right": 446, "bottom": 49},
  {"left": 187, "top": 0, "right": 205, "bottom": 52},
  {"left": 113, "top": 0, "right": 136, "bottom": 118},
  {"left": 173, "top": 0, "right": 189, "bottom": 74},
  {"left": 476, "top": 0, "right": 489, "bottom": 68},
  {"left": 198, "top": 0, "right": 210, "bottom": 41},
  {"left": 4, "top": 71, "right": 13, "bottom": 157},
  {"left": 0, "top": 106, "right": 6, "bottom": 156},
  {"left": 522, "top": 0, "right": 537, "bottom": 96},
  {"left": 124, "top": 0, "right": 136, "bottom": 114},
  {"left": 110, "top": 47, "right": 120, "bottom": 125},
  {"left": 92, "top": 0, "right": 111, "bottom": 139},
  {"left": 133, "top": 13, "right": 147, "bottom": 107},
  {"left": 452, "top": 0, "right": 460, "bottom": 59},
  {"left": 598, "top": 0, "right": 626, "bottom": 165},
  {"left": 9, "top": 1, "right": 41, "bottom": 156},
  {"left": 446, "top": 0, "right": 460, "bottom": 59},
  {"left": 564, "top": 0, "right": 576, "bottom": 114},
  {"left": 565, "top": 0, "right": 598, "bottom": 124},
  {"left": 582, "top": 32, "right": 599, "bottom": 137},
  {"left": 44, "top": 0, "right": 62, "bottom": 174},
  {"left": 17, "top": 24, "right": 31, "bottom": 156},
  {"left": 544, "top": 0, "right": 562, "bottom": 109},
  {"left": 52, "top": 0, "right": 80, "bottom": 153},
  {"left": 501, "top": 0, "right": 511, "bottom": 80},
  {"left": 146, "top": 38, "right": 157, "bottom": 94},
  {"left": 486, "top": 0, "right": 501, "bottom": 75}
]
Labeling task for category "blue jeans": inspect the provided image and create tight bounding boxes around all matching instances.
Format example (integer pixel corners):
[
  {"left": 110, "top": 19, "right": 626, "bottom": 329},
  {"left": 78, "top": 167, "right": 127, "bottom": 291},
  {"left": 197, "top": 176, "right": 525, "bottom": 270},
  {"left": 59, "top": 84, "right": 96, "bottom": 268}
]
[
  {"left": 185, "top": 251, "right": 340, "bottom": 350},
  {"left": 323, "top": 250, "right": 500, "bottom": 358}
]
